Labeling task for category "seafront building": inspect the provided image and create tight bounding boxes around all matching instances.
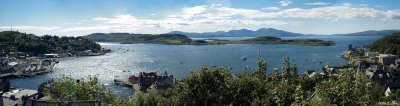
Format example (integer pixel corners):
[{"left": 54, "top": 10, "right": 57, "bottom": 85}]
[
  {"left": 136, "top": 71, "right": 174, "bottom": 92},
  {"left": 340, "top": 45, "right": 400, "bottom": 96}
]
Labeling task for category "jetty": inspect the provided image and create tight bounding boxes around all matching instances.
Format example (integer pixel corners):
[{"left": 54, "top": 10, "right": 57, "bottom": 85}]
[{"left": 114, "top": 78, "right": 135, "bottom": 87}]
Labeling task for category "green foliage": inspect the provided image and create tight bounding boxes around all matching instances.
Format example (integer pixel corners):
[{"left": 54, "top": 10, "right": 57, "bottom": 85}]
[
  {"left": 0, "top": 31, "right": 102, "bottom": 56},
  {"left": 314, "top": 69, "right": 383, "bottom": 105},
  {"left": 369, "top": 32, "right": 400, "bottom": 55},
  {"left": 167, "top": 65, "right": 233, "bottom": 106},
  {"left": 254, "top": 50, "right": 267, "bottom": 79},
  {"left": 44, "top": 53, "right": 390, "bottom": 105},
  {"left": 44, "top": 75, "right": 116, "bottom": 105},
  {"left": 83, "top": 33, "right": 193, "bottom": 44},
  {"left": 385, "top": 89, "right": 400, "bottom": 102}
]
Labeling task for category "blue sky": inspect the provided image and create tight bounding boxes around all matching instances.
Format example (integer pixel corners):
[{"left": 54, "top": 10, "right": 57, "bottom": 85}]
[{"left": 0, "top": 0, "right": 399, "bottom": 36}]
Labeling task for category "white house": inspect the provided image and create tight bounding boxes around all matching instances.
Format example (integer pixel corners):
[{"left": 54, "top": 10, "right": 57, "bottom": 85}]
[
  {"left": 385, "top": 86, "right": 400, "bottom": 96},
  {"left": 365, "top": 51, "right": 377, "bottom": 57}
]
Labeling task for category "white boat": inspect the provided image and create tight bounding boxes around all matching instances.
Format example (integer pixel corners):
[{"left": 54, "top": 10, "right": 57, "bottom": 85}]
[{"left": 241, "top": 56, "right": 247, "bottom": 60}]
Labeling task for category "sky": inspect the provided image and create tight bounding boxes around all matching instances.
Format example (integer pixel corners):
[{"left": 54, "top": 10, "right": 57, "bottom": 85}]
[{"left": 0, "top": 0, "right": 399, "bottom": 36}]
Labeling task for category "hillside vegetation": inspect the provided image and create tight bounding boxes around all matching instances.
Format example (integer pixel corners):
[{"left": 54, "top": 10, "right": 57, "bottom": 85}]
[
  {"left": 369, "top": 32, "right": 400, "bottom": 55},
  {"left": 0, "top": 31, "right": 104, "bottom": 56},
  {"left": 82, "top": 33, "right": 193, "bottom": 44},
  {"left": 83, "top": 33, "right": 335, "bottom": 46},
  {"left": 46, "top": 55, "right": 392, "bottom": 106}
]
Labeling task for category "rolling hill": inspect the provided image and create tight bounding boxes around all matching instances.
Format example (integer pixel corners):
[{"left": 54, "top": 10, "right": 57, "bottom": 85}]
[{"left": 169, "top": 28, "right": 400, "bottom": 37}]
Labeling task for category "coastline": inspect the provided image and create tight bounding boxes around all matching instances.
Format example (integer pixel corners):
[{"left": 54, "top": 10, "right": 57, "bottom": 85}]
[
  {"left": 0, "top": 50, "right": 111, "bottom": 79},
  {"left": 0, "top": 61, "right": 57, "bottom": 79}
]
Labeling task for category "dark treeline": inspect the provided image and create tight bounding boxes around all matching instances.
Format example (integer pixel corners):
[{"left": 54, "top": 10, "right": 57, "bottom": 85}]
[
  {"left": 369, "top": 32, "right": 400, "bottom": 55},
  {"left": 0, "top": 31, "right": 102, "bottom": 56}
]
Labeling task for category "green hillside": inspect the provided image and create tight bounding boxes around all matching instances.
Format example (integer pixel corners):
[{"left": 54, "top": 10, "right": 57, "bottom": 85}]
[
  {"left": 0, "top": 31, "right": 104, "bottom": 56},
  {"left": 369, "top": 32, "right": 400, "bottom": 55},
  {"left": 82, "top": 33, "right": 193, "bottom": 44},
  {"left": 83, "top": 33, "right": 335, "bottom": 46}
]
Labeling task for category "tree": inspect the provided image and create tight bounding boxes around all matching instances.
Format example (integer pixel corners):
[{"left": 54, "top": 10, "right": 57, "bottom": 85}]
[
  {"left": 168, "top": 65, "right": 233, "bottom": 106},
  {"left": 44, "top": 75, "right": 117, "bottom": 105},
  {"left": 254, "top": 50, "right": 268, "bottom": 79},
  {"left": 314, "top": 69, "right": 383, "bottom": 105}
]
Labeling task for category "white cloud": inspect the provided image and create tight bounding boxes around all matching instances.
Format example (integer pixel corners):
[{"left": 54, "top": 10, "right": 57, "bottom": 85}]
[
  {"left": 200, "top": 3, "right": 400, "bottom": 21},
  {"left": 360, "top": 4, "right": 368, "bottom": 7},
  {"left": 280, "top": 0, "right": 292, "bottom": 6},
  {"left": 343, "top": 3, "right": 352, "bottom": 7},
  {"left": 57, "top": 3, "right": 400, "bottom": 35},
  {"left": 92, "top": 17, "right": 110, "bottom": 21},
  {"left": 179, "top": 5, "right": 208, "bottom": 19},
  {"left": 10, "top": 3, "right": 400, "bottom": 36},
  {"left": 149, "top": 13, "right": 156, "bottom": 16},
  {"left": 262, "top": 7, "right": 280, "bottom": 10},
  {"left": 304, "top": 2, "right": 329, "bottom": 6},
  {"left": 276, "top": 4, "right": 400, "bottom": 21},
  {"left": 0, "top": 26, "right": 60, "bottom": 31}
]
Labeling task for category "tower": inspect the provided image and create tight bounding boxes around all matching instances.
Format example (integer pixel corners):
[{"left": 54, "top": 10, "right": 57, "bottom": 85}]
[{"left": 348, "top": 44, "right": 352, "bottom": 51}]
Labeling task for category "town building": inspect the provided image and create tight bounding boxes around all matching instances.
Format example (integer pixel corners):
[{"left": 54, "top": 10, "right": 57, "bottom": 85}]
[
  {"left": 365, "top": 51, "right": 377, "bottom": 57},
  {"left": 366, "top": 70, "right": 393, "bottom": 86},
  {"left": 137, "top": 71, "right": 174, "bottom": 91},
  {"left": 151, "top": 71, "right": 174, "bottom": 93},
  {"left": 1, "top": 88, "right": 37, "bottom": 106},
  {"left": 378, "top": 54, "right": 398, "bottom": 65},
  {"left": 138, "top": 72, "right": 157, "bottom": 91},
  {"left": 128, "top": 75, "right": 138, "bottom": 84}
]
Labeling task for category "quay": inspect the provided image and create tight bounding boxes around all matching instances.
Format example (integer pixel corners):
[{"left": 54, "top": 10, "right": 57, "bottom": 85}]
[{"left": 0, "top": 58, "right": 57, "bottom": 78}]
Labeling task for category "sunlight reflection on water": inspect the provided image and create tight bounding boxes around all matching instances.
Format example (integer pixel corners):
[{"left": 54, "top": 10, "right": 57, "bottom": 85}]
[{"left": 10, "top": 36, "right": 382, "bottom": 96}]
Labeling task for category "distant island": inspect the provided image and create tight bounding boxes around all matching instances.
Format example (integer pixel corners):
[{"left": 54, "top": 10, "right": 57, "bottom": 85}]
[
  {"left": 168, "top": 28, "right": 400, "bottom": 37},
  {"left": 208, "top": 36, "right": 335, "bottom": 46},
  {"left": 82, "top": 33, "right": 335, "bottom": 46}
]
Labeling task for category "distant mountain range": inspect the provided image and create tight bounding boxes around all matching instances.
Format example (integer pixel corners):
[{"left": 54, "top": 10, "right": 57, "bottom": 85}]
[
  {"left": 331, "top": 30, "right": 400, "bottom": 36},
  {"left": 168, "top": 28, "right": 306, "bottom": 37},
  {"left": 168, "top": 28, "right": 400, "bottom": 37}
]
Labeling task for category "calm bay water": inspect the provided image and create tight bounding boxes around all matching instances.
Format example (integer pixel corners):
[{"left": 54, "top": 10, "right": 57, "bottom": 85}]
[{"left": 10, "top": 36, "right": 382, "bottom": 96}]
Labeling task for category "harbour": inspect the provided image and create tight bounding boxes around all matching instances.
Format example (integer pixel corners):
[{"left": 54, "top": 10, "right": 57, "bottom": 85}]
[{"left": 7, "top": 36, "right": 382, "bottom": 96}]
